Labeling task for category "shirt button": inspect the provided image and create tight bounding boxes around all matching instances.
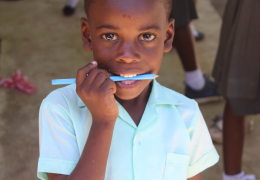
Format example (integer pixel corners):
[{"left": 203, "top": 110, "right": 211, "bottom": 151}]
[
  {"left": 138, "top": 136, "right": 141, "bottom": 141},
  {"left": 135, "top": 135, "right": 141, "bottom": 142}
]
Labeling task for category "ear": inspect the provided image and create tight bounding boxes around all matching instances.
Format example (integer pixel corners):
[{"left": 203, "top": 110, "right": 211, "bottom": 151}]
[
  {"left": 163, "top": 18, "right": 175, "bottom": 52},
  {"left": 81, "top": 17, "right": 92, "bottom": 51}
]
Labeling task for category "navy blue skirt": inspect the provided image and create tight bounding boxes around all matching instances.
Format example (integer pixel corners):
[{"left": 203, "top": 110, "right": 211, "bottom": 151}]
[{"left": 169, "top": 0, "right": 198, "bottom": 28}]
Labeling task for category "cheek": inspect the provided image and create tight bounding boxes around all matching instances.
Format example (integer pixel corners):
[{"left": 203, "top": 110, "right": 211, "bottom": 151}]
[
  {"left": 92, "top": 42, "right": 115, "bottom": 68},
  {"left": 145, "top": 46, "right": 164, "bottom": 73}
]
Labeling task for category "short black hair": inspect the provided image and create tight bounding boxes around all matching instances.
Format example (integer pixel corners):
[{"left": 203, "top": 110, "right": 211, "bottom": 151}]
[{"left": 84, "top": 0, "right": 172, "bottom": 19}]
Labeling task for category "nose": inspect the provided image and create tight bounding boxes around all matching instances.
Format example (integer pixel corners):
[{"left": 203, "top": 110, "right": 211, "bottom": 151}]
[{"left": 115, "top": 41, "right": 141, "bottom": 63}]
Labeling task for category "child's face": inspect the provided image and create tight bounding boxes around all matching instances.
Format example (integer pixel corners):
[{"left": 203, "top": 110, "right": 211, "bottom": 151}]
[{"left": 81, "top": 0, "right": 174, "bottom": 100}]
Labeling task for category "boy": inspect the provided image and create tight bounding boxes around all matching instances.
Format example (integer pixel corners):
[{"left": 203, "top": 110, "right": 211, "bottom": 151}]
[{"left": 37, "top": 0, "right": 219, "bottom": 179}]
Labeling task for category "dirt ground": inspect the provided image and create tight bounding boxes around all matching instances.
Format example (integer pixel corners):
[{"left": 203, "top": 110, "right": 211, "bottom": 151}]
[{"left": 0, "top": 0, "right": 259, "bottom": 179}]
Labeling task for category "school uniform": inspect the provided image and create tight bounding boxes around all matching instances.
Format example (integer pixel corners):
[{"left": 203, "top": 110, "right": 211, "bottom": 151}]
[
  {"left": 212, "top": 0, "right": 260, "bottom": 115},
  {"left": 170, "top": 0, "right": 198, "bottom": 28},
  {"left": 37, "top": 80, "right": 219, "bottom": 180}
]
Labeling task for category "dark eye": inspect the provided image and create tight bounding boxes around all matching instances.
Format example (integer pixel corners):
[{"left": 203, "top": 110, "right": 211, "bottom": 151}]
[
  {"left": 139, "top": 33, "right": 156, "bottom": 41},
  {"left": 102, "top": 33, "right": 118, "bottom": 41}
]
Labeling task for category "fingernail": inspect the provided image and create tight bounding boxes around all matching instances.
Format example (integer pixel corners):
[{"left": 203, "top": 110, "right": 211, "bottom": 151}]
[{"left": 91, "top": 61, "right": 97, "bottom": 65}]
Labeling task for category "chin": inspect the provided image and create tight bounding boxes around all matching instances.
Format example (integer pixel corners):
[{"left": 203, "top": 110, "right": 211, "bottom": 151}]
[
  {"left": 115, "top": 91, "right": 141, "bottom": 100},
  {"left": 114, "top": 80, "right": 152, "bottom": 101}
]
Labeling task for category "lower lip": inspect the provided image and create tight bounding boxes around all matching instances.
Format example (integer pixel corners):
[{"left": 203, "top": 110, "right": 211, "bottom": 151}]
[{"left": 115, "top": 80, "right": 140, "bottom": 89}]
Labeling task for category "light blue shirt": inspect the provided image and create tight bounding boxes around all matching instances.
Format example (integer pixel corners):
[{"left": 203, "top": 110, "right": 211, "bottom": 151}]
[{"left": 37, "top": 80, "right": 219, "bottom": 180}]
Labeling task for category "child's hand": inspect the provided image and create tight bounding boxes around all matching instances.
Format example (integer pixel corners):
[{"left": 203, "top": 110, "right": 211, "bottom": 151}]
[{"left": 76, "top": 61, "right": 119, "bottom": 123}]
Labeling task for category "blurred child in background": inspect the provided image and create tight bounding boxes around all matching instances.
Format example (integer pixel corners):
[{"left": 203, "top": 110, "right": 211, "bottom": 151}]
[{"left": 212, "top": 0, "right": 260, "bottom": 179}]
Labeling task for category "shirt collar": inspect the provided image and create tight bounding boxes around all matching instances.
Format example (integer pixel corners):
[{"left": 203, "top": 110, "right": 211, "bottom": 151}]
[
  {"left": 77, "top": 94, "right": 86, "bottom": 108},
  {"left": 77, "top": 79, "right": 183, "bottom": 108},
  {"left": 148, "top": 79, "right": 183, "bottom": 105}
]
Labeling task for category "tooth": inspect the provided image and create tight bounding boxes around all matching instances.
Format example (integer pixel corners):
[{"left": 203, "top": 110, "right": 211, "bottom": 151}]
[{"left": 119, "top": 74, "right": 138, "bottom": 78}]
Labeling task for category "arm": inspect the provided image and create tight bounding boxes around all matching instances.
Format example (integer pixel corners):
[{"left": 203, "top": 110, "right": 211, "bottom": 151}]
[
  {"left": 48, "top": 61, "right": 118, "bottom": 180},
  {"left": 186, "top": 101, "right": 219, "bottom": 178},
  {"left": 193, "top": 0, "right": 198, "bottom": 6},
  {"left": 49, "top": 168, "right": 202, "bottom": 180},
  {"left": 48, "top": 121, "right": 115, "bottom": 180},
  {"left": 188, "top": 173, "right": 201, "bottom": 180}
]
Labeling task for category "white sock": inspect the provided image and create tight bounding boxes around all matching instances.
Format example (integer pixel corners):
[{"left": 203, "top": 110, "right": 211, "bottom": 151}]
[
  {"left": 223, "top": 171, "right": 245, "bottom": 180},
  {"left": 223, "top": 171, "right": 255, "bottom": 180},
  {"left": 185, "top": 69, "right": 205, "bottom": 90},
  {"left": 190, "top": 23, "right": 199, "bottom": 37},
  {"left": 66, "top": 0, "right": 79, "bottom": 8}
]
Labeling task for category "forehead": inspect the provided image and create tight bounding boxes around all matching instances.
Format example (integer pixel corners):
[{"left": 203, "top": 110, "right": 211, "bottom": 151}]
[{"left": 87, "top": 0, "right": 167, "bottom": 28}]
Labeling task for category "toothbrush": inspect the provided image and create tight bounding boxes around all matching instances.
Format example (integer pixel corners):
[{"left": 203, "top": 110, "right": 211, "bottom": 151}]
[{"left": 52, "top": 74, "right": 158, "bottom": 85}]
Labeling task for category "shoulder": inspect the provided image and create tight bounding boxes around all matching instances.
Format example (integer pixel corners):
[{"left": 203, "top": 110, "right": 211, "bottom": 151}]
[
  {"left": 41, "top": 84, "right": 78, "bottom": 115},
  {"left": 45, "top": 84, "right": 77, "bottom": 102},
  {"left": 157, "top": 82, "right": 198, "bottom": 110},
  {"left": 39, "top": 84, "right": 81, "bottom": 132},
  {"left": 157, "top": 83, "right": 199, "bottom": 126}
]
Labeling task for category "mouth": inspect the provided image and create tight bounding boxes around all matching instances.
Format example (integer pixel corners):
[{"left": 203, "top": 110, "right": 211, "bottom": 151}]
[
  {"left": 110, "top": 72, "right": 146, "bottom": 86},
  {"left": 111, "top": 72, "right": 142, "bottom": 78}
]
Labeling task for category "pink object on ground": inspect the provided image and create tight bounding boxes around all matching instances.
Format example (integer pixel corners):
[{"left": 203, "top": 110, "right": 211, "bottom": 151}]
[{"left": 0, "top": 69, "right": 37, "bottom": 94}]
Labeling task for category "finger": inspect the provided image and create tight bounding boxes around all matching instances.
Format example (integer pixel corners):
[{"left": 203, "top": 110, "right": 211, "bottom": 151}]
[
  {"left": 100, "top": 78, "right": 116, "bottom": 95},
  {"left": 91, "top": 72, "right": 110, "bottom": 89},
  {"left": 76, "top": 61, "right": 97, "bottom": 87},
  {"left": 83, "top": 68, "right": 110, "bottom": 87},
  {"left": 89, "top": 68, "right": 110, "bottom": 78}
]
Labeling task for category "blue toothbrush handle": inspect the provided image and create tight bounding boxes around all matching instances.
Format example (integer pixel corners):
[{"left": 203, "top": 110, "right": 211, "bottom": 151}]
[
  {"left": 110, "top": 74, "right": 156, "bottom": 81},
  {"left": 51, "top": 74, "right": 157, "bottom": 85}
]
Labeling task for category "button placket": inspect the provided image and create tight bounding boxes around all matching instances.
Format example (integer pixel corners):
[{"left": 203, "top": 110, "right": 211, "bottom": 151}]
[
  {"left": 134, "top": 134, "right": 141, "bottom": 146},
  {"left": 138, "top": 135, "right": 141, "bottom": 145},
  {"left": 133, "top": 133, "right": 142, "bottom": 180}
]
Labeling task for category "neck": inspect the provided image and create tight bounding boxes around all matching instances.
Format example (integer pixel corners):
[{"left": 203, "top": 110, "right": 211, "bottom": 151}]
[
  {"left": 115, "top": 82, "right": 152, "bottom": 108},
  {"left": 115, "top": 82, "right": 152, "bottom": 126}
]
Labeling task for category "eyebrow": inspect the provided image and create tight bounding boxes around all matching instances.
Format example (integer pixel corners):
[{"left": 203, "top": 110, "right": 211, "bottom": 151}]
[
  {"left": 139, "top": 25, "right": 161, "bottom": 31},
  {"left": 96, "top": 24, "right": 161, "bottom": 31},
  {"left": 96, "top": 25, "right": 119, "bottom": 30}
]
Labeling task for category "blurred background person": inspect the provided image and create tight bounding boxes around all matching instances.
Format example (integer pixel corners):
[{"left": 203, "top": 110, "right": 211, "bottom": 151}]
[
  {"left": 211, "top": 0, "right": 260, "bottom": 179},
  {"left": 63, "top": 0, "right": 79, "bottom": 16},
  {"left": 170, "top": 0, "right": 221, "bottom": 103},
  {"left": 190, "top": 0, "right": 205, "bottom": 41}
]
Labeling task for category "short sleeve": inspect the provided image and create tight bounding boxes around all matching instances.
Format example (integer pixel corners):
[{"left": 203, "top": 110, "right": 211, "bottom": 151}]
[
  {"left": 187, "top": 101, "right": 219, "bottom": 178},
  {"left": 37, "top": 91, "right": 80, "bottom": 180}
]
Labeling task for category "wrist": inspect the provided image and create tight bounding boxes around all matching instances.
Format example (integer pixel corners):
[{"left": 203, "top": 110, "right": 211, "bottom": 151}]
[
  {"left": 90, "top": 121, "right": 115, "bottom": 136},
  {"left": 92, "top": 114, "right": 117, "bottom": 123},
  {"left": 91, "top": 119, "right": 116, "bottom": 129}
]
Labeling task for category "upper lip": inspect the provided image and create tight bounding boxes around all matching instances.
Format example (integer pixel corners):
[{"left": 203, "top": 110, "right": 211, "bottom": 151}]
[{"left": 110, "top": 71, "right": 148, "bottom": 77}]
